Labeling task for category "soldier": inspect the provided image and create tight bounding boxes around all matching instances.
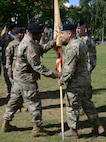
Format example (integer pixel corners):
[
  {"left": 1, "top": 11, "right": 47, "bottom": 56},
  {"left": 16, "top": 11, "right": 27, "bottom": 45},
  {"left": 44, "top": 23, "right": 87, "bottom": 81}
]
[
  {"left": 6, "top": 27, "right": 25, "bottom": 85},
  {"left": 76, "top": 20, "right": 96, "bottom": 115},
  {"left": 5, "top": 27, "right": 25, "bottom": 111},
  {"left": 59, "top": 23, "right": 104, "bottom": 139},
  {"left": 76, "top": 20, "right": 96, "bottom": 73},
  {"left": 1, "top": 22, "right": 61, "bottom": 137},
  {"left": 1, "top": 24, "right": 17, "bottom": 98}
]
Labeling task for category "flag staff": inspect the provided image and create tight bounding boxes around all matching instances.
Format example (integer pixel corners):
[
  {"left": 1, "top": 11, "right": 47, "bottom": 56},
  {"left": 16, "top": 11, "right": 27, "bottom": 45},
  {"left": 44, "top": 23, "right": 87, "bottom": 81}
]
[
  {"left": 59, "top": 65, "right": 64, "bottom": 142},
  {"left": 54, "top": 0, "right": 64, "bottom": 141}
]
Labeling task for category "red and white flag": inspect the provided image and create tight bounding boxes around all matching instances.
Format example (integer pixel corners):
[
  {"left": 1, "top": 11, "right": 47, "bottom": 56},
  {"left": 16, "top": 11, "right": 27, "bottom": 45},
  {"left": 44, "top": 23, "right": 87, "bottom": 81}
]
[{"left": 54, "top": 46, "right": 62, "bottom": 72}]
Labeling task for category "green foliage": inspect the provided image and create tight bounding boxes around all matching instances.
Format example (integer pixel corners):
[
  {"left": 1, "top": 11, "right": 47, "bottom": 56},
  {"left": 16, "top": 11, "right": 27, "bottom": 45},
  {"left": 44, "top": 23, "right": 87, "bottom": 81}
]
[
  {"left": 68, "top": 7, "right": 81, "bottom": 23},
  {"left": 91, "top": 0, "right": 106, "bottom": 29},
  {"left": 0, "top": 0, "right": 31, "bottom": 27},
  {"left": 0, "top": 0, "right": 67, "bottom": 28},
  {"left": 78, "top": 0, "right": 106, "bottom": 37},
  {"left": 0, "top": 0, "right": 106, "bottom": 38}
]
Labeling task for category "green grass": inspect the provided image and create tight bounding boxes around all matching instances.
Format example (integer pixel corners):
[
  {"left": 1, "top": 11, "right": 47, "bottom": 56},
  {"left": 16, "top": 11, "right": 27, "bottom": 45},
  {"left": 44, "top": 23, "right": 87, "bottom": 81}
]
[{"left": 0, "top": 44, "right": 106, "bottom": 142}]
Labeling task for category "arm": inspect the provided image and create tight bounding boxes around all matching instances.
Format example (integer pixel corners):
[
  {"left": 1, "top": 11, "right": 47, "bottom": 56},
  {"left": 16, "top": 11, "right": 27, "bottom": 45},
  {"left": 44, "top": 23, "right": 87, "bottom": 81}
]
[
  {"left": 6, "top": 42, "right": 13, "bottom": 78},
  {"left": 87, "top": 39, "right": 96, "bottom": 72},
  {"left": 40, "top": 40, "right": 56, "bottom": 53},
  {"left": 27, "top": 46, "right": 59, "bottom": 79}
]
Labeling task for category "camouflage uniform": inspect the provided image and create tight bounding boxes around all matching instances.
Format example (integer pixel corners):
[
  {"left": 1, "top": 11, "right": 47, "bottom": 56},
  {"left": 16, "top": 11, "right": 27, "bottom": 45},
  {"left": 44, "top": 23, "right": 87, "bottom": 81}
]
[
  {"left": 1, "top": 33, "right": 15, "bottom": 95},
  {"left": 78, "top": 35, "right": 96, "bottom": 73},
  {"left": 60, "top": 38, "right": 99, "bottom": 130},
  {"left": 6, "top": 38, "right": 20, "bottom": 84},
  {"left": 3, "top": 33, "right": 58, "bottom": 126}
]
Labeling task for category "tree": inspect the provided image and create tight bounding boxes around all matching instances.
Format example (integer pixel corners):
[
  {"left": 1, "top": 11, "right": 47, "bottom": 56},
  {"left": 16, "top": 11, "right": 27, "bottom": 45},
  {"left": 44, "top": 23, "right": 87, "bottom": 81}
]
[
  {"left": 0, "top": 0, "right": 67, "bottom": 29},
  {"left": 91, "top": 0, "right": 106, "bottom": 40},
  {"left": 79, "top": 0, "right": 106, "bottom": 39},
  {"left": 0, "top": 0, "right": 32, "bottom": 28}
]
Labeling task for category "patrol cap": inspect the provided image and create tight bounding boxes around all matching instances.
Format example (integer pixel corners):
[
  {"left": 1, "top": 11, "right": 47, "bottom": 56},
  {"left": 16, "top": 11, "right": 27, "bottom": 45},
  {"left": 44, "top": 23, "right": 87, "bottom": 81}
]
[
  {"left": 28, "top": 22, "right": 45, "bottom": 34},
  {"left": 9, "top": 24, "right": 16, "bottom": 31},
  {"left": 60, "top": 23, "right": 76, "bottom": 32},
  {"left": 15, "top": 27, "right": 25, "bottom": 34},
  {"left": 76, "top": 20, "right": 86, "bottom": 27}
]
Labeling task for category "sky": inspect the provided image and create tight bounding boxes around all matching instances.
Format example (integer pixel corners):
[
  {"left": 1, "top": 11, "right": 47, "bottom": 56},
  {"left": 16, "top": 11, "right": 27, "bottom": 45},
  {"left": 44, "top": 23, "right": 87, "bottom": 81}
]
[{"left": 69, "top": 0, "right": 79, "bottom": 6}]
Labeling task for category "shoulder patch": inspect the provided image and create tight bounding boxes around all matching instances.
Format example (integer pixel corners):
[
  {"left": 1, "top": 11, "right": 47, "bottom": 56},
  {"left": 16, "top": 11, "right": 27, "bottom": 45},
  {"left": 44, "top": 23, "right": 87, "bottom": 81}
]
[{"left": 30, "top": 52, "right": 36, "bottom": 58}]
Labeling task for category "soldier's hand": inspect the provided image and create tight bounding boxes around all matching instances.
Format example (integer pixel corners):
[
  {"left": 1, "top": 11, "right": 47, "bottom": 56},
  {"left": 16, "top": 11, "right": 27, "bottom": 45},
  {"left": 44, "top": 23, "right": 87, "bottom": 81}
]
[
  {"left": 58, "top": 79, "right": 64, "bottom": 86},
  {"left": 52, "top": 72, "right": 62, "bottom": 79},
  {"left": 57, "top": 72, "right": 62, "bottom": 78}
]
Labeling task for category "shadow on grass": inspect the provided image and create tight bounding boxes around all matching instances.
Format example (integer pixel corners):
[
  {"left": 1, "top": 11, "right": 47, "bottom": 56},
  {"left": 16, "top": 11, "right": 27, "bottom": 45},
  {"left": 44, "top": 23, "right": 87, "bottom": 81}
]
[
  {"left": 39, "top": 89, "right": 65, "bottom": 99},
  {"left": 43, "top": 122, "right": 62, "bottom": 135},
  {"left": 79, "top": 132, "right": 96, "bottom": 139},
  {"left": 14, "top": 125, "right": 60, "bottom": 136},
  {"left": 0, "top": 97, "right": 8, "bottom": 106},
  {"left": 42, "top": 103, "right": 65, "bottom": 110},
  {"left": 40, "top": 89, "right": 66, "bottom": 110},
  {"left": 93, "top": 88, "right": 106, "bottom": 95},
  {"left": 14, "top": 127, "right": 33, "bottom": 132},
  {"left": 97, "top": 105, "right": 106, "bottom": 113}
]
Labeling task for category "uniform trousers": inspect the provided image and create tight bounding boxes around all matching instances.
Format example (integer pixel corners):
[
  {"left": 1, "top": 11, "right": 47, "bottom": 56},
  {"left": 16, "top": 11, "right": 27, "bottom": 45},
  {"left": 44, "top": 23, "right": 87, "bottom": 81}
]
[
  {"left": 3, "top": 81, "right": 42, "bottom": 126},
  {"left": 65, "top": 85, "right": 99, "bottom": 129}
]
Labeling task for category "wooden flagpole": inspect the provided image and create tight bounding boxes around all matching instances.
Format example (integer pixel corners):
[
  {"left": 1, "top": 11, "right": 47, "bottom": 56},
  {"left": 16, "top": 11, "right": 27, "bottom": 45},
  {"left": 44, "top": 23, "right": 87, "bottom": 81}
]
[
  {"left": 54, "top": 0, "right": 64, "bottom": 141},
  {"left": 59, "top": 65, "right": 64, "bottom": 142}
]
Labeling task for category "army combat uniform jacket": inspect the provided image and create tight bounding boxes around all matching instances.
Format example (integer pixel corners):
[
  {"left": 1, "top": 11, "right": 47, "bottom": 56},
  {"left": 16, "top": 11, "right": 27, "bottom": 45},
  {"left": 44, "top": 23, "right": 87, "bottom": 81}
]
[
  {"left": 61, "top": 38, "right": 91, "bottom": 88},
  {"left": 13, "top": 33, "right": 56, "bottom": 84},
  {"left": 78, "top": 35, "right": 96, "bottom": 72},
  {"left": 6, "top": 38, "right": 20, "bottom": 80}
]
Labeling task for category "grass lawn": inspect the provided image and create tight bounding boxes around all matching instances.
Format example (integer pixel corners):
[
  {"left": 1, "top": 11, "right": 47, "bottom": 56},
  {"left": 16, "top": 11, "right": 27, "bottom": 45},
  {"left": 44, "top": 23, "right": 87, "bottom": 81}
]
[{"left": 0, "top": 44, "right": 106, "bottom": 142}]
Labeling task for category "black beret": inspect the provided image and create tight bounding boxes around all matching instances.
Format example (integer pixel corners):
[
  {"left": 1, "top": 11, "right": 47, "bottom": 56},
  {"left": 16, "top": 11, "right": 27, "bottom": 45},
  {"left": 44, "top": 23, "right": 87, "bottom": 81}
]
[
  {"left": 76, "top": 20, "right": 86, "bottom": 27},
  {"left": 16, "top": 27, "right": 25, "bottom": 34},
  {"left": 60, "top": 23, "right": 76, "bottom": 31},
  {"left": 28, "top": 23, "right": 45, "bottom": 34},
  {"left": 9, "top": 24, "right": 16, "bottom": 31}
]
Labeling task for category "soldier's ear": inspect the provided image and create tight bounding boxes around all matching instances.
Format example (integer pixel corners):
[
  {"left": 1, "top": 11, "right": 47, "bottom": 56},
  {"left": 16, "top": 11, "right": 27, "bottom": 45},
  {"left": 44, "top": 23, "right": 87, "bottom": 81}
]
[{"left": 68, "top": 31, "right": 72, "bottom": 36}]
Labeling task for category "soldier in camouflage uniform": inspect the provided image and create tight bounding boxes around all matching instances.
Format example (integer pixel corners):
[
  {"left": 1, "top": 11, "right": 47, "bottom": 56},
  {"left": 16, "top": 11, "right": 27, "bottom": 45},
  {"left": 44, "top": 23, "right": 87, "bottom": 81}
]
[
  {"left": 76, "top": 20, "right": 96, "bottom": 115},
  {"left": 59, "top": 23, "right": 104, "bottom": 139},
  {"left": 76, "top": 20, "right": 96, "bottom": 73},
  {"left": 1, "top": 24, "right": 16, "bottom": 98},
  {"left": 5, "top": 27, "right": 25, "bottom": 111},
  {"left": 6, "top": 27, "right": 24, "bottom": 85},
  {"left": 2, "top": 23, "right": 61, "bottom": 137}
]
